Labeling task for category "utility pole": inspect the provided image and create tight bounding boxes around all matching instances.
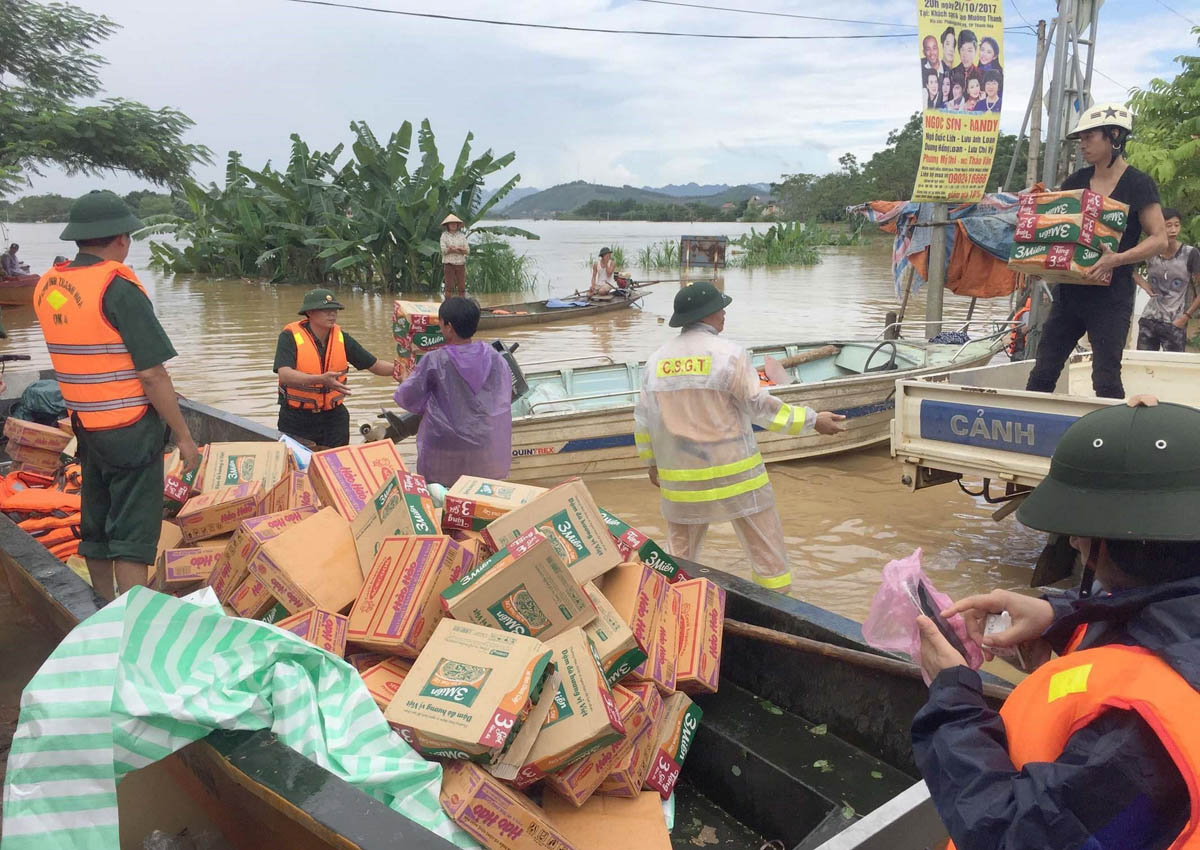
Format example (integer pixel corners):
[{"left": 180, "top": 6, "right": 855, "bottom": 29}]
[
  {"left": 1027, "top": 20, "right": 1047, "bottom": 186},
  {"left": 926, "top": 204, "right": 947, "bottom": 338}
]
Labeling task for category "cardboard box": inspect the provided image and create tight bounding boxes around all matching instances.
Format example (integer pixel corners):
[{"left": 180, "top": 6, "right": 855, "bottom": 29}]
[
  {"left": 154, "top": 521, "right": 184, "bottom": 582},
  {"left": 199, "top": 442, "right": 289, "bottom": 492},
  {"left": 642, "top": 692, "right": 702, "bottom": 799},
  {"left": 360, "top": 658, "right": 412, "bottom": 710},
  {"left": 543, "top": 791, "right": 671, "bottom": 850},
  {"left": 57, "top": 417, "right": 73, "bottom": 436},
  {"left": 597, "top": 682, "right": 664, "bottom": 798},
  {"left": 257, "top": 470, "right": 321, "bottom": 515},
  {"left": 598, "top": 563, "right": 666, "bottom": 658},
  {"left": 250, "top": 507, "right": 364, "bottom": 614},
  {"left": 7, "top": 441, "right": 61, "bottom": 472},
  {"left": 347, "top": 535, "right": 471, "bottom": 657},
  {"left": 512, "top": 628, "right": 626, "bottom": 788},
  {"left": 1008, "top": 241, "right": 1111, "bottom": 285},
  {"left": 351, "top": 474, "right": 441, "bottom": 579},
  {"left": 442, "top": 528, "right": 597, "bottom": 641},
  {"left": 442, "top": 476, "right": 547, "bottom": 532},
  {"left": 1017, "top": 188, "right": 1129, "bottom": 230},
  {"left": 309, "top": 440, "right": 407, "bottom": 521},
  {"left": 544, "top": 684, "right": 651, "bottom": 807},
  {"left": 275, "top": 608, "right": 349, "bottom": 657},
  {"left": 4, "top": 417, "right": 72, "bottom": 454},
  {"left": 394, "top": 301, "right": 446, "bottom": 379},
  {"left": 482, "top": 480, "right": 621, "bottom": 585},
  {"left": 346, "top": 650, "right": 390, "bottom": 673},
  {"left": 439, "top": 760, "right": 580, "bottom": 850},
  {"left": 227, "top": 576, "right": 277, "bottom": 619},
  {"left": 209, "top": 507, "right": 318, "bottom": 602},
  {"left": 157, "top": 544, "right": 229, "bottom": 592},
  {"left": 384, "top": 619, "right": 554, "bottom": 762},
  {"left": 582, "top": 581, "right": 646, "bottom": 686},
  {"left": 628, "top": 582, "right": 679, "bottom": 694},
  {"left": 163, "top": 448, "right": 202, "bottom": 507},
  {"left": 177, "top": 482, "right": 263, "bottom": 543},
  {"left": 675, "top": 578, "right": 725, "bottom": 695},
  {"left": 1013, "top": 213, "right": 1122, "bottom": 252},
  {"left": 598, "top": 509, "right": 690, "bottom": 583},
  {"left": 450, "top": 528, "right": 496, "bottom": 561}
]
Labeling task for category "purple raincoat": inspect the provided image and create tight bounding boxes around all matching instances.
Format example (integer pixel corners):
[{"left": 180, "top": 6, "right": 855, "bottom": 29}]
[{"left": 394, "top": 341, "right": 513, "bottom": 486}]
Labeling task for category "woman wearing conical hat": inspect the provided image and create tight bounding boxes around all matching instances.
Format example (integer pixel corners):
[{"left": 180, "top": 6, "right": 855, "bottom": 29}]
[{"left": 440, "top": 214, "right": 469, "bottom": 300}]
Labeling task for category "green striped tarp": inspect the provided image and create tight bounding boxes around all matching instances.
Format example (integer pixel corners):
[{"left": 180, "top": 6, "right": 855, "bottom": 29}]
[{"left": 1, "top": 586, "right": 477, "bottom": 849}]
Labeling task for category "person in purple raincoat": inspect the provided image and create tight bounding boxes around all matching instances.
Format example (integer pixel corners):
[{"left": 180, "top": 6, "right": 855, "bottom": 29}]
[{"left": 394, "top": 297, "right": 513, "bottom": 486}]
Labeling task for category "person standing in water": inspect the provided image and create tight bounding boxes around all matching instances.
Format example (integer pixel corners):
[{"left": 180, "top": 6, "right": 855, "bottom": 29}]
[{"left": 440, "top": 214, "right": 469, "bottom": 300}]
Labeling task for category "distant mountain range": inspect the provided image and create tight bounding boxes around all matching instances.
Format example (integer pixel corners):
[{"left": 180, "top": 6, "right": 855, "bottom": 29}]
[{"left": 487, "top": 180, "right": 771, "bottom": 218}]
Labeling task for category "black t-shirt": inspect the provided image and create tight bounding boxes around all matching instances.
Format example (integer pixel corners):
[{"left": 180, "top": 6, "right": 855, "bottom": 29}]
[{"left": 1060, "top": 165, "right": 1160, "bottom": 305}]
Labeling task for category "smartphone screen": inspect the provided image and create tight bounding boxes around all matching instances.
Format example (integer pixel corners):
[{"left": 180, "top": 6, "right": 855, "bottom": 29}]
[{"left": 916, "top": 582, "right": 970, "bottom": 658}]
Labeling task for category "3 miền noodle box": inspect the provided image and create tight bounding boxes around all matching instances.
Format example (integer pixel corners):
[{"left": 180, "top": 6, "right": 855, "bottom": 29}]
[
  {"left": 199, "top": 442, "right": 289, "bottom": 492},
  {"left": 1008, "top": 241, "right": 1111, "bottom": 285},
  {"left": 582, "top": 581, "right": 646, "bottom": 686},
  {"left": 628, "top": 581, "right": 679, "bottom": 694},
  {"left": 642, "top": 692, "right": 702, "bottom": 799},
  {"left": 674, "top": 578, "right": 725, "bottom": 695},
  {"left": 350, "top": 473, "right": 440, "bottom": 578},
  {"left": 598, "top": 509, "right": 690, "bottom": 583},
  {"left": 249, "top": 507, "right": 363, "bottom": 614},
  {"left": 346, "top": 535, "right": 471, "bottom": 657},
  {"left": 360, "top": 658, "right": 412, "bottom": 710},
  {"left": 309, "top": 440, "right": 407, "bottom": 521},
  {"left": 1017, "top": 188, "right": 1129, "bottom": 230},
  {"left": 384, "top": 619, "right": 554, "bottom": 763},
  {"left": 177, "top": 482, "right": 263, "bottom": 543},
  {"left": 439, "top": 760, "right": 581, "bottom": 850},
  {"left": 511, "top": 628, "right": 626, "bottom": 788},
  {"left": 442, "top": 476, "right": 547, "bottom": 532},
  {"left": 393, "top": 301, "right": 446, "bottom": 380},
  {"left": 482, "top": 479, "right": 621, "bottom": 585},
  {"left": 274, "top": 608, "right": 349, "bottom": 657},
  {"left": 1013, "top": 213, "right": 1122, "bottom": 252},
  {"left": 597, "top": 682, "right": 664, "bottom": 798},
  {"left": 208, "top": 506, "right": 318, "bottom": 602},
  {"left": 441, "top": 528, "right": 596, "bottom": 640}
]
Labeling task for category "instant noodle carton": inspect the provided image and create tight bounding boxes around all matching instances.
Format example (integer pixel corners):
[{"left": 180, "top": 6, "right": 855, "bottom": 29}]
[
  {"left": 7, "top": 442, "right": 62, "bottom": 474},
  {"left": 360, "top": 658, "right": 412, "bottom": 710},
  {"left": 439, "top": 760, "right": 581, "bottom": 850},
  {"left": 581, "top": 581, "right": 646, "bottom": 687},
  {"left": 4, "top": 417, "right": 72, "bottom": 454},
  {"left": 351, "top": 473, "right": 440, "bottom": 578},
  {"left": 257, "top": 470, "right": 320, "bottom": 515},
  {"left": 441, "top": 528, "right": 597, "bottom": 640},
  {"left": 598, "top": 509, "right": 690, "bottom": 583},
  {"left": 627, "top": 582, "right": 679, "bottom": 694},
  {"left": 1008, "top": 241, "right": 1110, "bottom": 285},
  {"left": 1017, "top": 188, "right": 1129, "bottom": 231},
  {"left": 393, "top": 301, "right": 446, "bottom": 380},
  {"left": 208, "top": 506, "right": 318, "bottom": 602},
  {"left": 442, "top": 476, "right": 547, "bottom": 532},
  {"left": 674, "top": 578, "right": 725, "bottom": 695},
  {"left": 642, "top": 692, "right": 702, "bottom": 799},
  {"left": 250, "top": 507, "right": 364, "bottom": 614},
  {"left": 384, "top": 619, "right": 555, "bottom": 763},
  {"left": 597, "top": 682, "right": 664, "bottom": 798},
  {"left": 511, "top": 629, "right": 626, "bottom": 788},
  {"left": 156, "top": 541, "right": 230, "bottom": 593},
  {"left": 543, "top": 790, "right": 671, "bottom": 850},
  {"left": 346, "top": 650, "right": 390, "bottom": 673},
  {"left": 482, "top": 479, "right": 622, "bottom": 585},
  {"left": 177, "top": 482, "right": 263, "bottom": 543},
  {"left": 346, "top": 535, "right": 472, "bottom": 657},
  {"left": 274, "top": 607, "right": 349, "bottom": 657},
  {"left": 1013, "top": 213, "right": 1122, "bottom": 252},
  {"left": 598, "top": 562, "right": 667, "bottom": 659},
  {"left": 544, "top": 684, "right": 653, "bottom": 807},
  {"left": 226, "top": 576, "right": 277, "bottom": 619},
  {"left": 309, "top": 440, "right": 407, "bottom": 521},
  {"left": 199, "top": 442, "right": 289, "bottom": 493}
]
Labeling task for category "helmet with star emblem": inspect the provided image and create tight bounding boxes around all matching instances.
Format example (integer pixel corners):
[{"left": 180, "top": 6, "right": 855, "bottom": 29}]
[{"left": 1067, "top": 102, "right": 1133, "bottom": 139}]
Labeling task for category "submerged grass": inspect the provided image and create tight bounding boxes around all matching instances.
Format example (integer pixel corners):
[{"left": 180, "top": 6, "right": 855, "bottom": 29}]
[
  {"left": 583, "top": 244, "right": 628, "bottom": 269},
  {"left": 636, "top": 239, "right": 680, "bottom": 270},
  {"left": 465, "top": 235, "right": 538, "bottom": 293},
  {"left": 729, "top": 220, "right": 861, "bottom": 268}
]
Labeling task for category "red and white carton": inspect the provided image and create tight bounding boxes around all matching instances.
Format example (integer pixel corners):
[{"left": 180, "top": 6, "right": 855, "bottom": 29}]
[
  {"left": 177, "top": 482, "right": 263, "bottom": 543},
  {"left": 209, "top": 506, "right": 317, "bottom": 602},
  {"left": 674, "top": 578, "right": 725, "bottom": 695},
  {"left": 308, "top": 440, "right": 407, "bottom": 521},
  {"left": 274, "top": 607, "right": 349, "bottom": 657}
]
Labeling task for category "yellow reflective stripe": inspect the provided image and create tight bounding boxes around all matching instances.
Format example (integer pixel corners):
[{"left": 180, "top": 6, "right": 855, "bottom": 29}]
[
  {"left": 768, "top": 404, "right": 792, "bottom": 433},
  {"left": 638, "top": 448, "right": 655, "bottom": 460},
  {"left": 634, "top": 431, "right": 652, "bottom": 446},
  {"left": 753, "top": 571, "right": 792, "bottom": 590},
  {"left": 658, "top": 452, "right": 763, "bottom": 483},
  {"left": 787, "top": 406, "right": 807, "bottom": 435},
  {"left": 660, "top": 471, "right": 769, "bottom": 503},
  {"left": 337, "top": 330, "right": 344, "bottom": 343},
  {"left": 293, "top": 332, "right": 306, "bottom": 346},
  {"left": 1048, "top": 664, "right": 1092, "bottom": 703}
]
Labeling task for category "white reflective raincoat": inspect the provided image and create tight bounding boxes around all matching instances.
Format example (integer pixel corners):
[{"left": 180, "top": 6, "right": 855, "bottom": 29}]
[{"left": 634, "top": 323, "right": 816, "bottom": 525}]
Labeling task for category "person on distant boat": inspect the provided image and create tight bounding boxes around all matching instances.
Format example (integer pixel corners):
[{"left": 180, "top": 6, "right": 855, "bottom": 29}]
[
  {"left": 440, "top": 213, "right": 469, "bottom": 301},
  {"left": 1024, "top": 103, "right": 1167, "bottom": 398},
  {"left": 971, "top": 70, "right": 1002, "bottom": 113},
  {"left": 274, "top": 288, "right": 397, "bottom": 448},
  {"left": 913, "top": 398, "right": 1200, "bottom": 850},
  {"left": 2, "top": 243, "right": 30, "bottom": 277},
  {"left": 634, "top": 281, "right": 846, "bottom": 593},
  {"left": 589, "top": 247, "right": 616, "bottom": 298},
  {"left": 394, "top": 297, "right": 513, "bottom": 486}
]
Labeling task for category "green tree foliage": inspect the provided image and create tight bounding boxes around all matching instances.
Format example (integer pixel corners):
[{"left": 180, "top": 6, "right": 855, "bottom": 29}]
[
  {"left": 143, "top": 121, "right": 535, "bottom": 292},
  {"left": 1127, "top": 29, "right": 1200, "bottom": 243},
  {"left": 0, "top": 192, "right": 73, "bottom": 220},
  {"left": 0, "top": 1, "right": 210, "bottom": 196}
]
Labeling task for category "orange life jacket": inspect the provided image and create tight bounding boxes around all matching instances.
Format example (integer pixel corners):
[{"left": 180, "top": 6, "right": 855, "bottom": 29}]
[
  {"left": 17, "top": 512, "right": 81, "bottom": 533},
  {"left": 0, "top": 488, "right": 81, "bottom": 514},
  {"left": 33, "top": 260, "right": 151, "bottom": 431},
  {"left": 49, "top": 539, "right": 80, "bottom": 559},
  {"left": 1007, "top": 297, "right": 1032, "bottom": 355},
  {"left": 278, "top": 320, "right": 348, "bottom": 411}
]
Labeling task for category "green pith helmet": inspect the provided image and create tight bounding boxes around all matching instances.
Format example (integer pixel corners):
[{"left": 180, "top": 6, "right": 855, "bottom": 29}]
[
  {"left": 59, "top": 191, "right": 143, "bottom": 242},
  {"left": 1017, "top": 402, "right": 1200, "bottom": 541},
  {"left": 298, "top": 289, "right": 345, "bottom": 314},
  {"left": 669, "top": 281, "right": 732, "bottom": 328}
]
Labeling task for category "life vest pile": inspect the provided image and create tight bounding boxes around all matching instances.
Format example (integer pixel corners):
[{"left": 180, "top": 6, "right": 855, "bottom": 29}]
[{"left": 0, "top": 464, "right": 83, "bottom": 560}]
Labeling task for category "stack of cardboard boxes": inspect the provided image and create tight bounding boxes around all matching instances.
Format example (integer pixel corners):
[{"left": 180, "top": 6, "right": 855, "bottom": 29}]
[
  {"left": 1008, "top": 188, "right": 1130, "bottom": 285},
  {"left": 393, "top": 301, "right": 446, "bottom": 380},
  {"left": 4, "top": 417, "right": 72, "bottom": 477}
]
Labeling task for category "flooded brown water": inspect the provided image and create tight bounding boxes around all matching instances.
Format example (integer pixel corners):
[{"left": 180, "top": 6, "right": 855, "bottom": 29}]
[{"left": 2, "top": 220, "right": 1045, "bottom": 623}]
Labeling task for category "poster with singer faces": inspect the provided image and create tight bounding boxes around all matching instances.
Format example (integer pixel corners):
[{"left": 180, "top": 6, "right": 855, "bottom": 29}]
[{"left": 913, "top": 0, "right": 1005, "bottom": 202}]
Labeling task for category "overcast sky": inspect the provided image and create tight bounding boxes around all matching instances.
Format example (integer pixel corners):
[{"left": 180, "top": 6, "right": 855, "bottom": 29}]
[{"left": 18, "top": 0, "right": 1200, "bottom": 198}]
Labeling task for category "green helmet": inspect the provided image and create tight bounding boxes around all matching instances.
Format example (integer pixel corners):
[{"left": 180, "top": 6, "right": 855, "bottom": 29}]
[
  {"left": 59, "top": 191, "right": 143, "bottom": 242},
  {"left": 669, "top": 281, "right": 732, "bottom": 328},
  {"left": 1017, "top": 401, "right": 1200, "bottom": 541},
  {"left": 298, "top": 288, "right": 345, "bottom": 314}
]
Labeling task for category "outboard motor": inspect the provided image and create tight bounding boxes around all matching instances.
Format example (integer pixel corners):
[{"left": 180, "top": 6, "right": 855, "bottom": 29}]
[{"left": 492, "top": 340, "right": 529, "bottom": 401}]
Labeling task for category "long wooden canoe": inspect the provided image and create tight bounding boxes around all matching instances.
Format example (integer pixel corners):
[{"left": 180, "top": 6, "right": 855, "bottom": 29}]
[
  {"left": 477, "top": 290, "right": 644, "bottom": 330},
  {"left": 0, "top": 273, "right": 37, "bottom": 306},
  {"left": 0, "top": 385, "right": 984, "bottom": 849}
]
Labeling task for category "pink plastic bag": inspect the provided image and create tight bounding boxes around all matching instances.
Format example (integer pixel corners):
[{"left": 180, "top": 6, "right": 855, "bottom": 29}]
[{"left": 862, "top": 549, "right": 984, "bottom": 682}]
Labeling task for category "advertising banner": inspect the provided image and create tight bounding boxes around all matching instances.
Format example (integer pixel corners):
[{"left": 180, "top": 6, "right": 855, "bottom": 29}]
[{"left": 913, "top": 0, "right": 1005, "bottom": 202}]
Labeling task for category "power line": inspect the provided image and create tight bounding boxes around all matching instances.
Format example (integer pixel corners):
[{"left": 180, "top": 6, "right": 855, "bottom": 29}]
[
  {"left": 1151, "top": 0, "right": 1198, "bottom": 26},
  {"left": 282, "top": 0, "right": 919, "bottom": 38},
  {"left": 631, "top": 0, "right": 916, "bottom": 29}
]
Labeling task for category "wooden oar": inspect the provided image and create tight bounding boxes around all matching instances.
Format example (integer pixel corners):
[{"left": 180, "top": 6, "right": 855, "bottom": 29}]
[
  {"left": 723, "top": 618, "right": 1014, "bottom": 701},
  {"left": 778, "top": 345, "right": 841, "bottom": 369}
]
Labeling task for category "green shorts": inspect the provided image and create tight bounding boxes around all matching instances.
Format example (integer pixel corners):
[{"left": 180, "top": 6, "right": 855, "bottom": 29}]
[{"left": 77, "top": 432, "right": 164, "bottom": 565}]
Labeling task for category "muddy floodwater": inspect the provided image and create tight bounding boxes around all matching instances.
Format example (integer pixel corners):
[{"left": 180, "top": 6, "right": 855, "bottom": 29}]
[{"left": 2, "top": 219, "right": 1046, "bottom": 622}]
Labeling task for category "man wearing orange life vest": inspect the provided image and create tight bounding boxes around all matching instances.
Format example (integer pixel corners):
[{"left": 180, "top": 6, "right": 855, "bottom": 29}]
[
  {"left": 273, "top": 288, "right": 396, "bottom": 448},
  {"left": 33, "top": 191, "right": 200, "bottom": 602},
  {"left": 912, "top": 397, "right": 1200, "bottom": 850}
]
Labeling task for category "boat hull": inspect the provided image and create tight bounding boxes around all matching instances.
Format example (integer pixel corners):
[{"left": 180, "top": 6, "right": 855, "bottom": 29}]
[
  {"left": 477, "top": 294, "right": 641, "bottom": 330},
  {"left": 0, "top": 274, "right": 37, "bottom": 306}
]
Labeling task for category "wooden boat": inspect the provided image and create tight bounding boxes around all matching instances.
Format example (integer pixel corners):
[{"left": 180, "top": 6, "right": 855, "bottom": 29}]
[
  {"left": 477, "top": 289, "right": 643, "bottom": 330},
  {"left": 505, "top": 333, "right": 1010, "bottom": 481},
  {"left": 0, "top": 273, "right": 38, "bottom": 306},
  {"left": 0, "top": 375, "right": 985, "bottom": 850}
]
